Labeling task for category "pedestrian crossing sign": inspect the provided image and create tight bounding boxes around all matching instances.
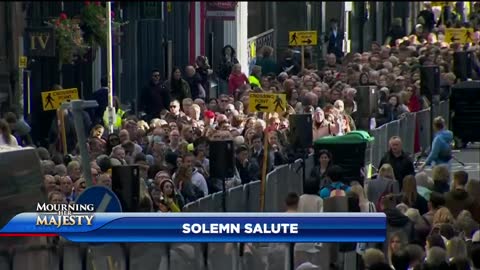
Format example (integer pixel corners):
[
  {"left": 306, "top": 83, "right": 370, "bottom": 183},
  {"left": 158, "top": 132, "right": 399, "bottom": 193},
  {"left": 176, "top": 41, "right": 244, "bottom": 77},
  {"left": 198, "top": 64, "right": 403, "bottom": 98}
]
[
  {"left": 249, "top": 93, "right": 286, "bottom": 113},
  {"left": 289, "top": 31, "right": 318, "bottom": 46},
  {"left": 41, "top": 88, "right": 79, "bottom": 111},
  {"left": 444, "top": 28, "right": 474, "bottom": 44}
]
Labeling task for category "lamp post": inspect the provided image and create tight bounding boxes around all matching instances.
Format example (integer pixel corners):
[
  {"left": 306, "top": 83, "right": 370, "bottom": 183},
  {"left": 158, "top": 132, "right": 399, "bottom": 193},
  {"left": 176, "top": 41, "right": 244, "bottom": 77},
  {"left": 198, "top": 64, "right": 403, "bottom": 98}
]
[{"left": 106, "top": 1, "right": 116, "bottom": 134}]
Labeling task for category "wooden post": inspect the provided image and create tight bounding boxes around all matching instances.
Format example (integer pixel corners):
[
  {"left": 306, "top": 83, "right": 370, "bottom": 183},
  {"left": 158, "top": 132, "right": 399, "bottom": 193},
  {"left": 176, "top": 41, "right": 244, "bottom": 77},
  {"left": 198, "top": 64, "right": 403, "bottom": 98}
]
[
  {"left": 26, "top": 70, "right": 31, "bottom": 116},
  {"left": 57, "top": 109, "right": 68, "bottom": 156},
  {"left": 259, "top": 128, "right": 269, "bottom": 211},
  {"left": 301, "top": 45, "right": 305, "bottom": 70}
]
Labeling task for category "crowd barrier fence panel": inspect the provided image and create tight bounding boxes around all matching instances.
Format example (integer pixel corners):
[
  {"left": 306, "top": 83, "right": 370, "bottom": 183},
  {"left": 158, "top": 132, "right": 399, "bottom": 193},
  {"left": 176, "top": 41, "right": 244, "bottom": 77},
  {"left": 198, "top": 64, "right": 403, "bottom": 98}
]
[
  {"left": 86, "top": 244, "right": 127, "bottom": 270},
  {"left": 304, "top": 154, "right": 315, "bottom": 178},
  {"left": 129, "top": 243, "right": 167, "bottom": 270},
  {"left": 246, "top": 181, "right": 261, "bottom": 212},
  {"left": 197, "top": 196, "right": 214, "bottom": 212},
  {"left": 404, "top": 113, "right": 416, "bottom": 155},
  {"left": 264, "top": 165, "right": 282, "bottom": 212},
  {"left": 276, "top": 165, "right": 292, "bottom": 211},
  {"left": 211, "top": 192, "right": 224, "bottom": 212},
  {"left": 11, "top": 246, "right": 60, "bottom": 270},
  {"left": 0, "top": 252, "right": 9, "bottom": 270},
  {"left": 287, "top": 160, "right": 304, "bottom": 196},
  {"left": 226, "top": 185, "right": 246, "bottom": 212},
  {"left": 62, "top": 244, "right": 84, "bottom": 270},
  {"left": 168, "top": 243, "right": 202, "bottom": 270},
  {"left": 417, "top": 109, "right": 431, "bottom": 151}
]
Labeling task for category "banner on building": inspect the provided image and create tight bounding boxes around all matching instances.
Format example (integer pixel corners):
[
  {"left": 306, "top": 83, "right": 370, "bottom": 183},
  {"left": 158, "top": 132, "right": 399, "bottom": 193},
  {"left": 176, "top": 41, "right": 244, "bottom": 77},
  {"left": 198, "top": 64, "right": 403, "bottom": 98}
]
[
  {"left": 247, "top": 29, "right": 275, "bottom": 72},
  {"left": 206, "top": 2, "right": 237, "bottom": 20},
  {"left": 25, "top": 27, "right": 56, "bottom": 57}
]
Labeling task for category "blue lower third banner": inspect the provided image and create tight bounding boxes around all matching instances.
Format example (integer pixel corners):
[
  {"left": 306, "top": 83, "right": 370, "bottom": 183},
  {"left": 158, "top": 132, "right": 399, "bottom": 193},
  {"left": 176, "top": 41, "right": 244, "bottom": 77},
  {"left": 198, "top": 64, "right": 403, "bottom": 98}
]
[{"left": 1, "top": 213, "right": 386, "bottom": 243}]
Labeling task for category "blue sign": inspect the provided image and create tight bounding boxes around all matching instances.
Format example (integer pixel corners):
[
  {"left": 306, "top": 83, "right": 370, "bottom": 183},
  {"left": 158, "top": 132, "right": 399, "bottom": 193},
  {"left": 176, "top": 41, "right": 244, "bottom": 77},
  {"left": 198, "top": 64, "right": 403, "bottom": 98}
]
[{"left": 75, "top": 186, "right": 122, "bottom": 213}]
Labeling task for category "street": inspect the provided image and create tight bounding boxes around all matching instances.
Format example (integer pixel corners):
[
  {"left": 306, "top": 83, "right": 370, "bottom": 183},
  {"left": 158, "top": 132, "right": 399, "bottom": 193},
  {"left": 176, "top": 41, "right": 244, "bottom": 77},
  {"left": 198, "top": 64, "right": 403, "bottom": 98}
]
[{"left": 420, "top": 144, "right": 480, "bottom": 180}]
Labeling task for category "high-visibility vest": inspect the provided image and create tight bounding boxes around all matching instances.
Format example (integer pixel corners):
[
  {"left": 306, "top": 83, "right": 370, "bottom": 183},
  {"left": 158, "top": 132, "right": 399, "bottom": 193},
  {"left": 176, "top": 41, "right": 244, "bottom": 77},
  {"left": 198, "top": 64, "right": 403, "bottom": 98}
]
[
  {"left": 248, "top": 75, "right": 260, "bottom": 88},
  {"left": 103, "top": 108, "right": 125, "bottom": 129}
]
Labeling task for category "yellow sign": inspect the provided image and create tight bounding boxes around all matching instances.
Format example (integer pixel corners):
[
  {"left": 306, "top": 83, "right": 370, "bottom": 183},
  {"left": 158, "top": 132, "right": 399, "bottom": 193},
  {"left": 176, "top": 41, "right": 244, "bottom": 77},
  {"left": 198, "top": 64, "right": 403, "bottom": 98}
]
[
  {"left": 444, "top": 28, "right": 474, "bottom": 44},
  {"left": 41, "top": 88, "right": 79, "bottom": 111},
  {"left": 431, "top": 2, "right": 448, "bottom": 7},
  {"left": 19, "top": 56, "right": 27, "bottom": 69},
  {"left": 249, "top": 93, "right": 286, "bottom": 113},
  {"left": 249, "top": 41, "right": 256, "bottom": 60},
  {"left": 289, "top": 31, "right": 318, "bottom": 46}
]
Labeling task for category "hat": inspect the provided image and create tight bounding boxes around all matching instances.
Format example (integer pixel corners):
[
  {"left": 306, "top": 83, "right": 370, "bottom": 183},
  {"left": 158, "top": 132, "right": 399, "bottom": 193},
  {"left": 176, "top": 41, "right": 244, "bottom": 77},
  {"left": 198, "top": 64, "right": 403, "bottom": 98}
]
[
  {"left": 296, "top": 262, "right": 320, "bottom": 270},
  {"left": 204, "top": 110, "right": 215, "bottom": 119},
  {"left": 165, "top": 152, "right": 178, "bottom": 167}
]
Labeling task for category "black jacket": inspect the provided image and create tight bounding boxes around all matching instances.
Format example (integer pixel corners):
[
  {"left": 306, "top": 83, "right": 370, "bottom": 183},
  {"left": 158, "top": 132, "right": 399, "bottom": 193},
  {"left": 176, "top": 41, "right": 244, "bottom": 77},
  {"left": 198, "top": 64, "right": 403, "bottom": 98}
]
[
  {"left": 432, "top": 181, "right": 450, "bottom": 194},
  {"left": 418, "top": 9, "right": 435, "bottom": 32},
  {"left": 139, "top": 81, "right": 170, "bottom": 120},
  {"left": 90, "top": 87, "right": 108, "bottom": 124},
  {"left": 325, "top": 28, "right": 345, "bottom": 59},
  {"left": 444, "top": 189, "right": 476, "bottom": 218},
  {"left": 379, "top": 151, "right": 415, "bottom": 190},
  {"left": 218, "top": 45, "right": 239, "bottom": 81},
  {"left": 381, "top": 208, "right": 415, "bottom": 252},
  {"left": 310, "top": 165, "right": 332, "bottom": 189},
  {"left": 236, "top": 158, "right": 260, "bottom": 185},
  {"left": 185, "top": 74, "right": 203, "bottom": 100}
]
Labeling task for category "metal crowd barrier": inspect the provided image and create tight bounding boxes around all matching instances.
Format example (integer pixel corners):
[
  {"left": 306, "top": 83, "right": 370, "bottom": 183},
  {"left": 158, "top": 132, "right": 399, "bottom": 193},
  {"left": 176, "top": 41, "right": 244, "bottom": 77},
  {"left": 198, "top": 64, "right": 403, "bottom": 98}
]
[
  {"left": 370, "top": 101, "right": 449, "bottom": 168},
  {"left": 0, "top": 102, "right": 450, "bottom": 270}
]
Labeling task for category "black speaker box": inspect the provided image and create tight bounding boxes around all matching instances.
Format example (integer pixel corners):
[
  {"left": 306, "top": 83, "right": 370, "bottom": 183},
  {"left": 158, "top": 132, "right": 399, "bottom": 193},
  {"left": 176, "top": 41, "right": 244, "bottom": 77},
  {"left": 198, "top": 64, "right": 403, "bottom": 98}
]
[
  {"left": 420, "top": 65, "right": 440, "bottom": 99},
  {"left": 288, "top": 114, "right": 313, "bottom": 149},
  {"left": 450, "top": 81, "right": 480, "bottom": 142},
  {"left": 209, "top": 140, "right": 235, "bottom": 178},
  {"left": 453, "top": 51, "right": 472, "bottom": 81},
  {"left": 355, "top": 86, "right": 378, "bottom": 118},
  {"left": 111, "top": 166, "right": 140, "bottom": 212}
]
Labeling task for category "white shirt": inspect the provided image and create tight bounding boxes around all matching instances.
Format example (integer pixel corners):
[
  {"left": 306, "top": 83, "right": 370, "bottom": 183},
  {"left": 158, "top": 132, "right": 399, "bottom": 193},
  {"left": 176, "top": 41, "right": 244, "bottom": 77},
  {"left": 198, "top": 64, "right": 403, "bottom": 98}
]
[{"left": 0, "top": 134, "right": 18, "bottom": 147}]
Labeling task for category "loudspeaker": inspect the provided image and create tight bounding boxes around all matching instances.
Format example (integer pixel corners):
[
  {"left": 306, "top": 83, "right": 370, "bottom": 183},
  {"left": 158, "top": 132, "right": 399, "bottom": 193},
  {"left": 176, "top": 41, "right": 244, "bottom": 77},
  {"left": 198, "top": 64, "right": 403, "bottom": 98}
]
[
  {"left": 420, "top": 65, "right": 440, "bottom": 99},
  {"left": 355, "top": 86, "right": 378, "bottom": 118},
  {"left": 288, "top": 114, "right": 313, "bottom": 149},
  {"left": 111, "top": 165, "right": 140, "bottom": 212},
  {"left": 0, "top": 147, "right": 43, "bottom": 228},
  {"left": 209, "top": 140, "right": 235, "bottom": 178},
  {"left": 453, "top": 51, "right": 472, "bottom": 81}
]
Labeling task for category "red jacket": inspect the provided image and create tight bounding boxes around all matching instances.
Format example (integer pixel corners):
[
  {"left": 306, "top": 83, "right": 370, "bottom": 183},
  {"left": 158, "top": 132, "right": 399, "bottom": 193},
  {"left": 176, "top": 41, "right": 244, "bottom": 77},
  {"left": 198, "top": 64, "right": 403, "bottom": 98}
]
[
  {"left": 408, "top": 95, "right": 421, "bottom": 112},
  {"left": 228, "top": 72, "right": 249, "bottom": 94}
]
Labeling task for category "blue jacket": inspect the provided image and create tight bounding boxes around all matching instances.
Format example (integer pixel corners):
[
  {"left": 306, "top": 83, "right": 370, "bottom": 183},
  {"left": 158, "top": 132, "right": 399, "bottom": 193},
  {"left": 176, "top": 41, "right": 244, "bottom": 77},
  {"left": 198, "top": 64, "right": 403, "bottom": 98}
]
[{"left": 425, "top": 130, "right": 453, "bottom": 166}]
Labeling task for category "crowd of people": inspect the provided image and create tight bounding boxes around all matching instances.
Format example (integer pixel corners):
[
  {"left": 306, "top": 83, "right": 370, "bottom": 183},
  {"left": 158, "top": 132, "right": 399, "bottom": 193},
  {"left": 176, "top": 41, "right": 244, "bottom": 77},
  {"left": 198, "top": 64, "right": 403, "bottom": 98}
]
[{"left": 0, "top": 4, "right": 480, "bottom": 269}]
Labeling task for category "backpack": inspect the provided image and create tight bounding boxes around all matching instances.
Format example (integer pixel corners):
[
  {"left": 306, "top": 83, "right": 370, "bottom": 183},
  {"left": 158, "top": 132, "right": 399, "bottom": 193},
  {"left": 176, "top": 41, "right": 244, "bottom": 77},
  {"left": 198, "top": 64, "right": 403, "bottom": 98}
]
[
  {"left": 328, "top": 183, "right": 348, "bottom": 198},
  {"left": 375, "top": 181, "right": 394, "bottom": 212}
]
